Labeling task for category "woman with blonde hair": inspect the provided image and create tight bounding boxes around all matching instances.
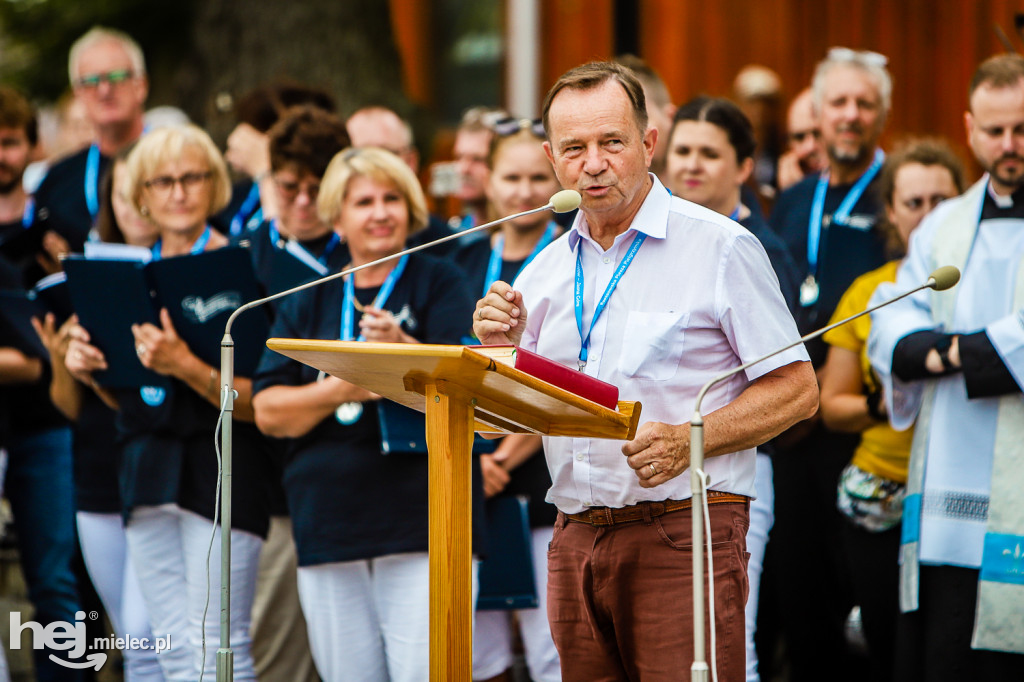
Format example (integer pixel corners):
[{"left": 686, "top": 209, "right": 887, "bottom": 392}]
[
  {"left": 252, "top": 147, "right": 479, "bottom": 681},
  {"left": 64, "top": 124, "right": 274, "bottom": 681}
]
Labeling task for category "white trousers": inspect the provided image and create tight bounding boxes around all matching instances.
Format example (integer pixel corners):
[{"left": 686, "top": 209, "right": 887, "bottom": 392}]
[
  {"left": 297, "top": 553, "right": 479, "bottom": 682},
  {"left": 473, "top": 525, "right": 560, "bottom": 681},
  {"left": 125, "top": 505, "right": 262, "bottom": 681},
  {"left": 745, "top": 453, "right": 775, "bottom": 682},
  {"left": 77, "top": 511, "right": 163, "bottom": 681}
]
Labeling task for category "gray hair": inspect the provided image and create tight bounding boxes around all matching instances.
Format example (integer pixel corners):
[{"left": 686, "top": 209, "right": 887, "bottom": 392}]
[
  {"left": 68, "top": 27, "right": 147, "bottom": 84},
  {"left": 812, "top": 47, "right": 891, "bottom": 115}
]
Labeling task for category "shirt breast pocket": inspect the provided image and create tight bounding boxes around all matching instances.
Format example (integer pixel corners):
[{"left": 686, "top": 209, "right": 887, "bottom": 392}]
[{"left": 617, "top": 310, "right": 687, "bottom": 381}]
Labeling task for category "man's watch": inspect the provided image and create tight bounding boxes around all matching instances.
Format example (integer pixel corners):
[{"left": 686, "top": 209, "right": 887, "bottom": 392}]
[{"left": 934, "top": 335, "right": 955, "bottom": 372}]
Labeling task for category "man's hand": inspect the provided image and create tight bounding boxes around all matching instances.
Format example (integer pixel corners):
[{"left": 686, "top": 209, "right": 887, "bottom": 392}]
[
  {"left": 621, "top": 421, "right": 691, "bottom": 488},
  {"left": 473, "top": 280, "right": 527, "bottom": 346}
]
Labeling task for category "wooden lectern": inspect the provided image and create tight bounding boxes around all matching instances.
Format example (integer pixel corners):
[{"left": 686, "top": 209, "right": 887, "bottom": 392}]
[{"left": 266, "top": 339, "right": 642, "bottom": 680}]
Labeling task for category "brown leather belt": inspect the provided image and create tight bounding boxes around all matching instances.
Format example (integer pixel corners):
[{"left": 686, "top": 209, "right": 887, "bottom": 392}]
[{"left": 565, "top": 491, "right": 748, "bottom": 527}]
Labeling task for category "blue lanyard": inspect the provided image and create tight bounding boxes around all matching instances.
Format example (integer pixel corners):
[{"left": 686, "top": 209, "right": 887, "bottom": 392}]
[
  {"left": 151, "top": 225, "right": 212, "bottom": 261},
  {"left": 230, "top": 182, "right": 262, "bottom": 237},
  {"left": 341, "top": 254, "right": 409, "bottom": 341},
  {"left": 84, "top": 144, "right": 101, "bottom": 221},
  {"left": 728, "top": 205, "right": 741, "bottom": 221},
  {"left": 807, "top": 148, "right": 884, "bottom": 275},
  {"left": 574, "top": 231, "right": 646, "bottom": 369},
  {"left": 22, "top": 197, "right": 34, "bottom": 228},
  {"left": 482, "top": 221, "right": 558, "bottom": 297},
  {"left": 271, "top": 219, "right": 341, "bottom": 268}
]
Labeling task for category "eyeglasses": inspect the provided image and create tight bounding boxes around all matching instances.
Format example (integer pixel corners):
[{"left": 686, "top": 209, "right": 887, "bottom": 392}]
[
  {"left": 75, "top": 69, "right": 135, "bottom": 89},
  {"left": 826, "top": 47, "right": 888, "bottom": 68},
  {"left": 143, "top": 171, "right": 212, "bottom": 194},
  {"left": 275, "top": 177, "right": 320, "bottom": 202},
  {"left": 492, "top": 117, "right": 546, "bottom": 138}
]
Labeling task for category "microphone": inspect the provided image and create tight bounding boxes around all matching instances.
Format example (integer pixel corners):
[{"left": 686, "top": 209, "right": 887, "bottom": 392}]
[
  {"left": 686, "top": 265, "right": 960, "bottom": 682},
  {"left": 222, "top": 187, "right": 581, "bottom": 338},
  {"left": 211, "top": 189, "right": 581, "bottom": 678},
  {"left": 927, "top": 265, "right": 960, "bottom": 291}
]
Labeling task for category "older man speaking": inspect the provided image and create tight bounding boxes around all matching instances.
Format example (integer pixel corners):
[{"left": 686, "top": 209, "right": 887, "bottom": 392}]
[{"left": 473, "top": 61, "right": 817, "bottom": 681}]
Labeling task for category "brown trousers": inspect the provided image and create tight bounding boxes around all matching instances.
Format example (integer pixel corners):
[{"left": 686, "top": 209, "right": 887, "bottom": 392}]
[{"left": 547, "top": 501, "right": 750, "bottom": 682}]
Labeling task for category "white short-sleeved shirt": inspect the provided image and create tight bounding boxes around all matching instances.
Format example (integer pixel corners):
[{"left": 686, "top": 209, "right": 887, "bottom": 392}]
[{"left": 514, "top": 175, "right": 808, "bottom": 513}]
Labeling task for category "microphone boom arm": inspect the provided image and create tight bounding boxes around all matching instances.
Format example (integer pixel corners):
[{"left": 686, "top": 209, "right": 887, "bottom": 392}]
[
  {"left": 214, "top": 189, "right": 580, "bottom": 681},
  {"left": 687, "top": 266, "right": 957, "bottom": 682}
]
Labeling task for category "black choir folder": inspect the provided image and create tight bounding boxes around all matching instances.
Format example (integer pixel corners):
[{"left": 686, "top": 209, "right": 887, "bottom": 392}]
[
  {"left": 63, "top": 247, "right": 270, "bottom": 388},
  {"left": 0, "top": 273, "right": 75, "bottom": 359}
]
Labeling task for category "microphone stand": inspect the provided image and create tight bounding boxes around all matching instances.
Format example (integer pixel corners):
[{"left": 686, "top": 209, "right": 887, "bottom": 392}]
[
  {"left": 214, "top": 193, "right": 579, "bottom": 681},
  {"left": 687, "top": 267, "right": 958, "bottom": 681}
]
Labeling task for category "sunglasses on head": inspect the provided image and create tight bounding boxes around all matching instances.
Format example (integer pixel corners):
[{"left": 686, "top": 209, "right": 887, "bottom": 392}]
[
  {"left": 827, "top": 47, "right": 888, "bottom": 68},
  {"left": 492, "top": 117, "right": 546, "bottom": 138},
  {"left": 76, "top": 69, "right": 135, "bottom": 89}
]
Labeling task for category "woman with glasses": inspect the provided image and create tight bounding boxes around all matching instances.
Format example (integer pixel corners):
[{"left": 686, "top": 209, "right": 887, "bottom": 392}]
[
  {"left": 820, "top": 140, "right": 964, "bottom": 682},
  {"left": 453, "top": 117, "right": 562, "bottom": 682},
  {"left": 232, "top": 104, "right": 349, "bottom": 682},
  {"left": 664, "top": 96, "right": 801, "bottom": 682},
  {"left": 237, "top": 106, "right": 352, "bottom": 298},
  {"left": 252, "top": 147, "right": 478, "bottom": 681},
  {"left": 62, "top": 125, "right": 274, "bottom": 681}
]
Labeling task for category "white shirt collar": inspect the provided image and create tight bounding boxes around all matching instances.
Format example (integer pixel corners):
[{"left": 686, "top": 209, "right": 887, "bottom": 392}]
[
  {"left": 986, "top": 175, "right": 1014, "bottom": 209},
  {"left": 566, "top": 173, "right": 669, "bottom": 251}
]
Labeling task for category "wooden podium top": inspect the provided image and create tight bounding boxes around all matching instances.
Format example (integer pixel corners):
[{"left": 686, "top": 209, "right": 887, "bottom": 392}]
[{"left": 266, "top": 339, "right": 642, "bottom": 441}]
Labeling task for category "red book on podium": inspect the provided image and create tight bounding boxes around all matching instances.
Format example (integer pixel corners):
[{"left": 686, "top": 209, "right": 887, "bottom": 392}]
[{"left": 469, "top": 345, "right": 619, "bottom": 410}]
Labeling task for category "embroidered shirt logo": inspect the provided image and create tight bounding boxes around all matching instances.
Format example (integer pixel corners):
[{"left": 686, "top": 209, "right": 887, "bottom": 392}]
[
  {"left": 393, "top": 304, "right": 417, "bottom": 332},
  {"left": 181, "top": 292, "right": 242, "bottom": 324},
  {"left": 1003, "top": 543, "right": 1024, "bottom": 575}
]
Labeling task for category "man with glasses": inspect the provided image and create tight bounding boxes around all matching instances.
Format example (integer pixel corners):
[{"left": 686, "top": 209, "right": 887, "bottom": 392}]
[
  {"left": 767, "top": 47, "right": 892, "bottom": 682},
  {"left": 33, "top": 26, "right": 148, "bottom": 251}
]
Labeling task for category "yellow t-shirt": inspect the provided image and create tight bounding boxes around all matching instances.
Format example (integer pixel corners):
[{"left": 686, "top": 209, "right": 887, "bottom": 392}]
[{"left": 822, "top": 260, "right": 913, "bottom": 483}]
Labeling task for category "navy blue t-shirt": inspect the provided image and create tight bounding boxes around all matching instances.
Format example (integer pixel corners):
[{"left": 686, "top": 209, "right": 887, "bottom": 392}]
[
  {"left": 770, "top": 172, "right": 886, "bottom": 365},
  {"left": 252, "top": 252, "right": 483, "bottom": 565},
  {"left": 453, "top": 235, "right": 557, "bottom": 529},
  {"left": 34, "top": 147, "right": 111, "bottom": 252},
  {"left": 740, "top": 212, "right": 801, "bottom": 314}
]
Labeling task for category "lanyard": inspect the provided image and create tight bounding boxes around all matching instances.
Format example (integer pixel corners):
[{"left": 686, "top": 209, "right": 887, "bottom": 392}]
[
  {"left": 806, "top": 148, "right": 884, "bottom": 275},
  {"left": 482, "top": 221, "right": 558, "bottom": 297},
  {"left": 728, "top": 205, "right": 741, "bottom": 221},
  {"left": 341, "top": 254, "right": 409, "bottom": 341},
  {"left": 151, "top": 225, "right": 212, "bottom": 261},
  {"left": 84, "top": 143, "right": 101, "bottom": 221},
  {"left": 272, "top": 219, "right": 341, "bottom": 273},
  {"left": 22, "top": 196, "right": 34, "bottom": 228},
  {"left": 574, "top": 231, "right": 646, "bottom": 369},
  {"left": 230, "top": 182, "right": 262, "bottom": 237}
]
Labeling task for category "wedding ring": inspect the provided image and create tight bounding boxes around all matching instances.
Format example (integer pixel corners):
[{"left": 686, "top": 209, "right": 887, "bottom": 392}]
[
  {"left": 136, "top": 344, "right": 147, "bottom": 357},
  {"left": 649, "top": 463, "right": 658, "bottom": 476},
  {"left": 477, "top": 308, "right": 484, "bottom": 321}
]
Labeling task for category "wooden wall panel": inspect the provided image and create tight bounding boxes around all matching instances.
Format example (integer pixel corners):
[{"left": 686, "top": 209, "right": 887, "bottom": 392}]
[
  {"left": 540, "top": 0, "right": 615, "bottom": 102},
  {"left": 390, "top": 0, "right": 435, "bottom": 109},
  {"left": 627, "top": 0, "right": 1024, "bottom": 179}
]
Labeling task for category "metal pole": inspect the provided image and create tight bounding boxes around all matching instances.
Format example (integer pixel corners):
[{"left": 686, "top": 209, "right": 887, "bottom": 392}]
[{"left": 216, "top": 335, "right": 235, "bottom": 682}]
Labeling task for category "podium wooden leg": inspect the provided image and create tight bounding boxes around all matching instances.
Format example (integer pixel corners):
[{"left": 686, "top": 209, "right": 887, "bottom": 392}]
[{"left": 424, "top": 384, "right": 474, "bottom": 681}]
